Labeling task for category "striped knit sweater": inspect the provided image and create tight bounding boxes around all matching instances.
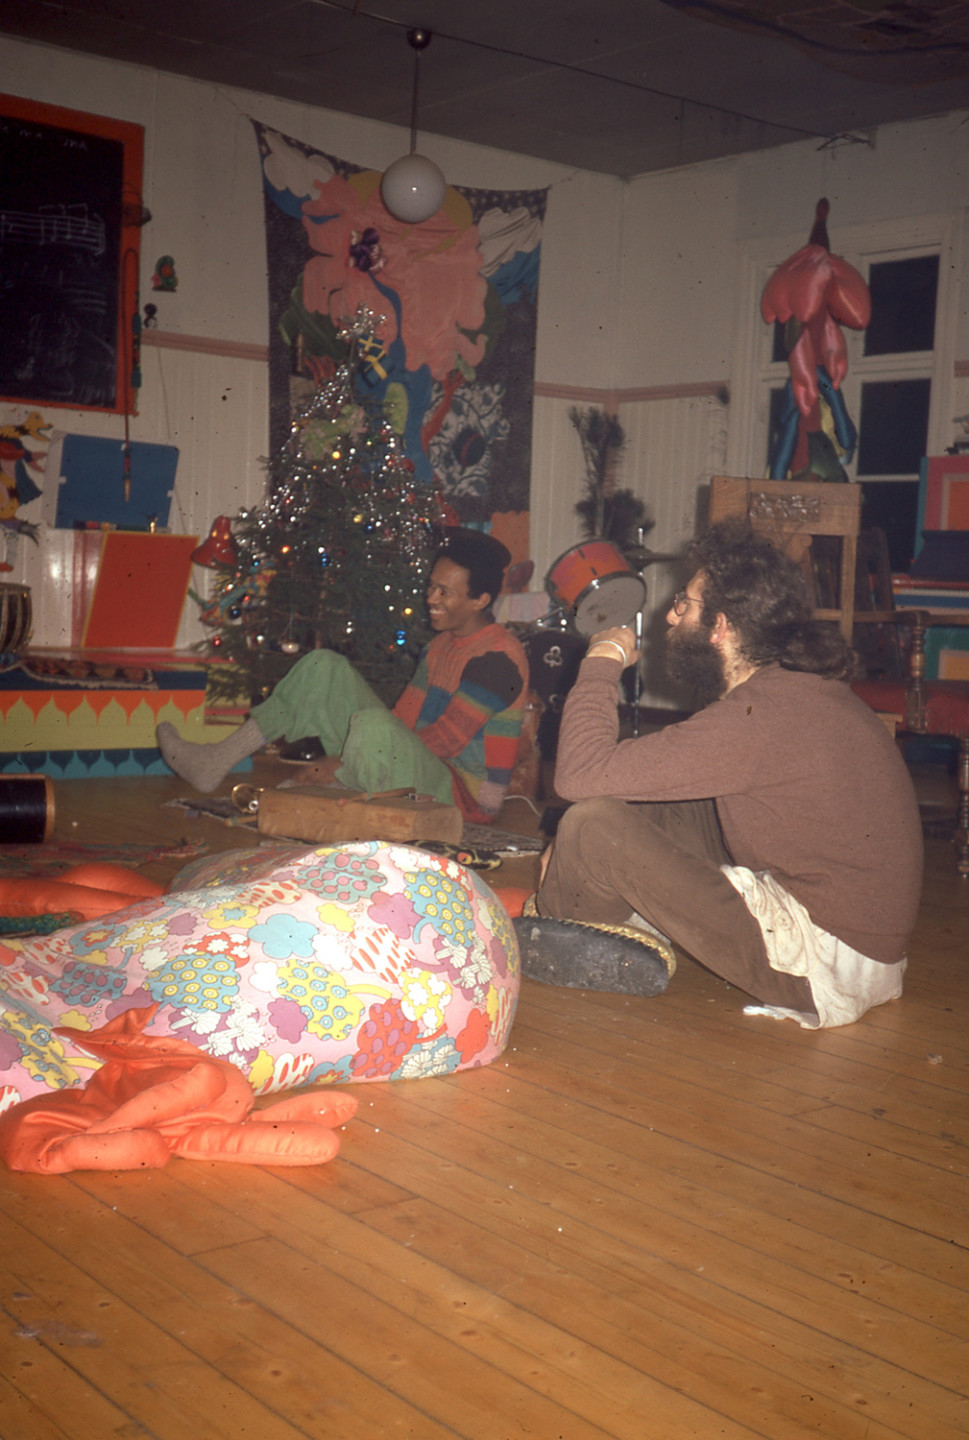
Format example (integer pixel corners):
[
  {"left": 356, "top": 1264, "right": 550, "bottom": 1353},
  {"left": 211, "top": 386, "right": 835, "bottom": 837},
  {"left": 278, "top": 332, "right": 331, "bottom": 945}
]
[{"left": 393, "top": 622, "right": 529, "bottom": 822}]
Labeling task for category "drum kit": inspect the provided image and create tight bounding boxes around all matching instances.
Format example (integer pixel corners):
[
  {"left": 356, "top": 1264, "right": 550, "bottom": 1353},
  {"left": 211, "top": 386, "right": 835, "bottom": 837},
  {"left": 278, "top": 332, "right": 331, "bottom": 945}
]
[{"left": 527, "top": 536, "right": 678, "bottom": 736}]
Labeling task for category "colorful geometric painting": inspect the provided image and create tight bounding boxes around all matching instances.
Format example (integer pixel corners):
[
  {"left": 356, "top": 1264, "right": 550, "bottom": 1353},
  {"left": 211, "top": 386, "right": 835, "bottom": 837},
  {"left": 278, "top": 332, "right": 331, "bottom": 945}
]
[{"left": 253, "top": 121, "right": 546, "bottom": 567}]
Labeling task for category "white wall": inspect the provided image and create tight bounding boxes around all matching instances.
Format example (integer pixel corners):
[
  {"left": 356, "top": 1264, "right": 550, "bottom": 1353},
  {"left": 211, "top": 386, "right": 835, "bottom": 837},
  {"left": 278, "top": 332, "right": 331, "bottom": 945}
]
[
  {"left": 609, "top": 115, "right": 968, "bottom": 681},
  {"left": 0, "top": 38, "right": 623, "bottom": 352},
  {"left": 619, "top": 111, "right": 969, "bottom": 380},
  {"left": 0, "top": 36, "right": 623, "bottom": 648},
  {"left": 546, "top": 113, "right": 968, "bottom": 700},
  {"left": 2, "top": 37, "right": 967, "bottom": 709}
]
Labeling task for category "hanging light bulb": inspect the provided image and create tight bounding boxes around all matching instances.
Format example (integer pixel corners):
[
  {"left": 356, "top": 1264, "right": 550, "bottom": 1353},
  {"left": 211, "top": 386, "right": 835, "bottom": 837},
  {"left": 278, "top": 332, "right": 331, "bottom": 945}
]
[{"left": 380, "top": 28, "right": 447, "bottom": 224}]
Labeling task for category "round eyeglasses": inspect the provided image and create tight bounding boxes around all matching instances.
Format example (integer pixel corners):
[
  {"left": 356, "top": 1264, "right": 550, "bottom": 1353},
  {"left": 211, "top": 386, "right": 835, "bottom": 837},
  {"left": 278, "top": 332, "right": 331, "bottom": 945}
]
[{"left": 671, "top": 589, "right": 702, "bottom": 617}]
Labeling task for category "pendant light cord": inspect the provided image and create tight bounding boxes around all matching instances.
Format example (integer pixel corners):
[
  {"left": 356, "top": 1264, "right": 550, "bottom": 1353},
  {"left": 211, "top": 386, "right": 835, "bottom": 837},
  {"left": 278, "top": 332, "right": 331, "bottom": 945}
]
[{"left": 406, "top": 28, "right": 432, "bottom": 155}]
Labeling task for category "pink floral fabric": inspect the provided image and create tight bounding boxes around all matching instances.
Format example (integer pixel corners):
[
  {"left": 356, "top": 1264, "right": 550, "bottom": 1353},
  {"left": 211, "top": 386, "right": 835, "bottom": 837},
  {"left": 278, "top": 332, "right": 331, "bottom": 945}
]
[
  {"left": 0, "top": 843, "right": 520, "bottom": 1109},
  {"left": 300, "top": 173, "right": 487, "bottom": 382}
]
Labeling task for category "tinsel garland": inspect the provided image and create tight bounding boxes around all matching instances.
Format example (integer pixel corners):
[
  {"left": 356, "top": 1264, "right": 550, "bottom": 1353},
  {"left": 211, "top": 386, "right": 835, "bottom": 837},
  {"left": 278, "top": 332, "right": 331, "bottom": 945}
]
[{"left": 201, "top": 308, "right": 446, "bottom": 706}]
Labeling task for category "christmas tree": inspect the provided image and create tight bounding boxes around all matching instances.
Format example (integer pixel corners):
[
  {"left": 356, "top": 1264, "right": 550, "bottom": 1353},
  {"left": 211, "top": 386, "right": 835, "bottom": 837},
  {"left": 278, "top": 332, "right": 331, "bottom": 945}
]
[{"left": 202, "top": 311, "right": 446, "bottom": 709}]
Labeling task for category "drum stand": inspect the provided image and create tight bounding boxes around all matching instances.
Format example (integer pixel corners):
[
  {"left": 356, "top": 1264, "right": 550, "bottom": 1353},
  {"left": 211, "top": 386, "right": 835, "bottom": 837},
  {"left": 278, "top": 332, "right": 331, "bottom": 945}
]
[
  {"left": 631, "top": 606, "right": 645, "bottom": 736},
  {"left": 626, "top": 532, "right": 679, "bottom": 737}
]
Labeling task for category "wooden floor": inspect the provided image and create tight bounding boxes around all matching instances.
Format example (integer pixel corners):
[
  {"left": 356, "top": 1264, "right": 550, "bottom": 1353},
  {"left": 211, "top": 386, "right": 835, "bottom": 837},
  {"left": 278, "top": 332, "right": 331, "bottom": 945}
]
[{"left": 2, "top": 756, "right": 968, "bottom": 1439}]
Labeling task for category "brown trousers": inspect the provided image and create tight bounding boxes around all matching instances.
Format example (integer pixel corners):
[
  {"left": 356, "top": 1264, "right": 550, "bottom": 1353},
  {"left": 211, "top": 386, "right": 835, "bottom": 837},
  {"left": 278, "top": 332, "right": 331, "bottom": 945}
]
[{"left": 537, "top": 797, "right": 817, "bottom": 1015}]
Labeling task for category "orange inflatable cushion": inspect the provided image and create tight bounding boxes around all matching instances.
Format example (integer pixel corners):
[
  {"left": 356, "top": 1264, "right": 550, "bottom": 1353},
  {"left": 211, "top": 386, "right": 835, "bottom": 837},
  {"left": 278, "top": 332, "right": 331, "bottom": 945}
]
[
  {"left": 0, "top": 863, "right": 165, "bottom": 921},
  {"left": 0, "top": 1004, "right": 357, "bottom": 1173}
]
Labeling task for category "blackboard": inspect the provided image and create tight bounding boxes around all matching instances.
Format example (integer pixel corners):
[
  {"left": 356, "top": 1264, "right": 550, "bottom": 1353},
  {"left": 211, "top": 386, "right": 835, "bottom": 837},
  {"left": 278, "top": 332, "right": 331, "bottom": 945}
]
[{"left": 0, "top": 95, "right": 144, "bottom": 413}]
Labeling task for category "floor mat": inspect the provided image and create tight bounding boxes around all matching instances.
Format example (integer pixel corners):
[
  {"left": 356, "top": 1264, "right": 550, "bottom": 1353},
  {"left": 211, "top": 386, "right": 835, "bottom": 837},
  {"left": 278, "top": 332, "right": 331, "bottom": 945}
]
[
  {"left": 461, "top": 823, "right": 545, "bottom": 855},
  {"left": 167, "top": 795, "right": 547, "bottom": 856},
  {"left": 0, "top": 837, "right": 206, "bottom": 878},
  {"left": 166, "top": 795, "right": 257, "bottom": 828}
]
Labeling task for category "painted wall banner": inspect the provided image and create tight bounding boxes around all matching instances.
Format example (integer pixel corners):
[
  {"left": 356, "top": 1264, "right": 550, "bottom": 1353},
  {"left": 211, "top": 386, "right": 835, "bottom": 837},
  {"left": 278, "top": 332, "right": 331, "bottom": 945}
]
[{"left": 252, "top": 120, "right": 545, "bottom": 560}]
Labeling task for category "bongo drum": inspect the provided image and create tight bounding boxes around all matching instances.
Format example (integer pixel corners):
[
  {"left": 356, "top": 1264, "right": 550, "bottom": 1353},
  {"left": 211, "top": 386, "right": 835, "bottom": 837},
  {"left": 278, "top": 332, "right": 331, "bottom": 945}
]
[
  {"left": 0, "top": 583, "right": 31, "bottom": 654},
  {"left": 545, "top": 541, "right": 645, "bottom": 636}
]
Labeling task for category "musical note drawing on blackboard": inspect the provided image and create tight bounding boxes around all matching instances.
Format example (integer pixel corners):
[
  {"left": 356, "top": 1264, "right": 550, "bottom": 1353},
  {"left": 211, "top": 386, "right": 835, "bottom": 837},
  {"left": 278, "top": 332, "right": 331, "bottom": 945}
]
[
  {"left": 0, "top": 203, "right": 107, "bottom": 252},
  {"left": 0, "top": 95, "right": 144, "bottom": 414}
]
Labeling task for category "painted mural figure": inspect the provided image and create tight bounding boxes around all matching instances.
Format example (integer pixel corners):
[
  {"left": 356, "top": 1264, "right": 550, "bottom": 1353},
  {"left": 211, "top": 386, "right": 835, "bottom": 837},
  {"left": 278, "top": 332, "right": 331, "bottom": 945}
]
[{"left": 0, "top": 410, "right": 46, "bottom": 571}]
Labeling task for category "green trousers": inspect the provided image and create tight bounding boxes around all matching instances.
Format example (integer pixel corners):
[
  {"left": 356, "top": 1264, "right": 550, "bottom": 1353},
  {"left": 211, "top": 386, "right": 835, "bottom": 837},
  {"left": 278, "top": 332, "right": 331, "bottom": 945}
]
[{"left": 250, "top": 650, "right": 455, "bottom": 804}]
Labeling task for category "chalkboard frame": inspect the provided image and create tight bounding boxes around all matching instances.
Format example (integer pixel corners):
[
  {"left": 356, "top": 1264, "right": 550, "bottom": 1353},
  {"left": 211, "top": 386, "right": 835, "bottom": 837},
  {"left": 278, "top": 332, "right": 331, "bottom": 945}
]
[{"left": 0, "top": 94, "right": 145, "bottom": 414}]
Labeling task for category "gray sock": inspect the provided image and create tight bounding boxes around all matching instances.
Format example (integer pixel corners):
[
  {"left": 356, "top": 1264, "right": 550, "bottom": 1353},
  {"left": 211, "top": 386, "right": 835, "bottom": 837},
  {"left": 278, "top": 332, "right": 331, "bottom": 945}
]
[
  {"left": 156, "top": 716, "right": 266, "bottom": 793},
  {"left": 625, "top": 911, "right": 673, "bottom": 946}
]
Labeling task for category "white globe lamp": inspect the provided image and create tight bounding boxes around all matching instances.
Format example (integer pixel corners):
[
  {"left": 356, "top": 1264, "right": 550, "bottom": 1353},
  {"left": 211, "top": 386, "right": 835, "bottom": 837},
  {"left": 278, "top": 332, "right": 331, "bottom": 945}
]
[
  {"left": 380, "top": 28, "right": 448, "bottom": 225},
  {"left": 381, "top": 152, "right": 447, "bottom": 224}
]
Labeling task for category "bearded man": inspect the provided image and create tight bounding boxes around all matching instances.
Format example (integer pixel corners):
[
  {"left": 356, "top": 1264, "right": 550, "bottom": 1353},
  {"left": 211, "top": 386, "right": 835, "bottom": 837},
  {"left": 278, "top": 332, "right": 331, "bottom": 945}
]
[{"left": 515, "top": 520, "right": 924, "bottom": 1029}]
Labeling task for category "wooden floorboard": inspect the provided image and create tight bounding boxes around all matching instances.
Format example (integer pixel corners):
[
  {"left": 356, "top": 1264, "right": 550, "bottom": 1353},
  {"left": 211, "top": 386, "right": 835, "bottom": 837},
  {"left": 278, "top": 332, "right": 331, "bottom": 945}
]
[{"left": 1, "top": 761, "right": 967, "bottom": 1438}]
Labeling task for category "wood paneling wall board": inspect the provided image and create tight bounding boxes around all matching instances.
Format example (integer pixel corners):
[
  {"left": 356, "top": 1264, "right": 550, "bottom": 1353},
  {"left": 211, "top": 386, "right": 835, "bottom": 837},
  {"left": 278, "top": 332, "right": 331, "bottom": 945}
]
[{"left": 16, "top": 344, "right": 269, "bottom": 651}]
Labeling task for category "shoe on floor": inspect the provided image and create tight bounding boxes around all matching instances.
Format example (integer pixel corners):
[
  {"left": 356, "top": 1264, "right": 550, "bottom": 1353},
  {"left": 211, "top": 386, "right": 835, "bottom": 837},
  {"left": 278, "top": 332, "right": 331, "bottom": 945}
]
[
  {"left": 513, "top": 911, "right": 675, "bottom": 996},
  {"left": 274, "top": 737, "right": 326, "bottom": 763}
]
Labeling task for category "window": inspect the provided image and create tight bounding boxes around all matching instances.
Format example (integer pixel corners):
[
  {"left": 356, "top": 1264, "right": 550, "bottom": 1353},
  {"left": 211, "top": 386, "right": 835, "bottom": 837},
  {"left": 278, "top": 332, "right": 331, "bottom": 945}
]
[
  {"left": 865, "top": 255, "right": 939, "bottom": 355},
  {"left": 854, "top": 254, "right": 938, "bottom": 569}
]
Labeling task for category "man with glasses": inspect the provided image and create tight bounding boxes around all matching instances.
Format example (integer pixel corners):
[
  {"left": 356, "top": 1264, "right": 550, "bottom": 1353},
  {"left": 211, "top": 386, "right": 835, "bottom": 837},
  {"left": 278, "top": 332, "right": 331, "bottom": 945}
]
[{"left": 515, "top": 519, "right": 923, "bottom": 1029}]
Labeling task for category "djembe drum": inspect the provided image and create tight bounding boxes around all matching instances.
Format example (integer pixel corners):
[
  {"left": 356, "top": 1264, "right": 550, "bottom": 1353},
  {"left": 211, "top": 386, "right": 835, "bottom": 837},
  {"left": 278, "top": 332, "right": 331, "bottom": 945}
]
[{"left": 0, "top": 583, "right": 31, "bottom": 656}]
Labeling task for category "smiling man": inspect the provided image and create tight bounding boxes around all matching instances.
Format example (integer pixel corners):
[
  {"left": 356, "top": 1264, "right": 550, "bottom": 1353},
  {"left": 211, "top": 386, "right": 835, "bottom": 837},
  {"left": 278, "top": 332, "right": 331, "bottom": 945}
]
[
  {"left": 157, "top": 529, "right": 528, "bottom": 824},
  {"left": 515, "top": 519, "right": 924, "bottom": 1029}
]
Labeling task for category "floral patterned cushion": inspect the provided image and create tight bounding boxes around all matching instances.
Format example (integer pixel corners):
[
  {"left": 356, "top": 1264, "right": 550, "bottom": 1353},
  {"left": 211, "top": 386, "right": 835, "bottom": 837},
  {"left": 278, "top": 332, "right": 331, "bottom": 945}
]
[{"left": 0, "top": 842, "right": 520, "bottom": 1109}]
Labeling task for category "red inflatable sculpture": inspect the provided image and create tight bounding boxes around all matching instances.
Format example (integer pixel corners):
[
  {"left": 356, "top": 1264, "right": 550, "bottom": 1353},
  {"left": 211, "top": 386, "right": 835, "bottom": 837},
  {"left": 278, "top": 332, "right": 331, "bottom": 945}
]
[{"left": 761, "top": 198, "right": 871, "bottom": 480}]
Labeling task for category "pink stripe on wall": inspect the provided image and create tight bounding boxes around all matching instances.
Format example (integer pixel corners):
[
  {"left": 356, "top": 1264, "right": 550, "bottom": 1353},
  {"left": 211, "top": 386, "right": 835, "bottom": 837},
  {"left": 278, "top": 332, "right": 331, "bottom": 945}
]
[{"left": 533, "top": 380, "right": 730, "bottom": 406}]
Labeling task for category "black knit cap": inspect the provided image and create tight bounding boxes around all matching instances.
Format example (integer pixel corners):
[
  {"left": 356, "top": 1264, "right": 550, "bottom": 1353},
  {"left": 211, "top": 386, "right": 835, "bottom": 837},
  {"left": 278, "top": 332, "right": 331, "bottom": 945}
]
[{"left": 437, "top": 527, "right": 511, "bottom": 601}]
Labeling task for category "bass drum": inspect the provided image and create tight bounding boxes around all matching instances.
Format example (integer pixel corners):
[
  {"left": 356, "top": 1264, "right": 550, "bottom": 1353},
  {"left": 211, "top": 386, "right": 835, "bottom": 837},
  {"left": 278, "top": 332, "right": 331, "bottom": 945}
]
[
  {"left": 546, "top": 541, "right": 645, "bottom": 636},
  {"left": 524, "top": 626, "right": 587, "bottom": 759}
]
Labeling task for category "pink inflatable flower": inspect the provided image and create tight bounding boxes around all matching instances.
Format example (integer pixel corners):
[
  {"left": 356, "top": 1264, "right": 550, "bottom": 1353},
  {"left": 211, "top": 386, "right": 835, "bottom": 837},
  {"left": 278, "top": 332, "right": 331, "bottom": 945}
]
[{"left": 761, "top": 199, "right": 870, "bottom": 420}]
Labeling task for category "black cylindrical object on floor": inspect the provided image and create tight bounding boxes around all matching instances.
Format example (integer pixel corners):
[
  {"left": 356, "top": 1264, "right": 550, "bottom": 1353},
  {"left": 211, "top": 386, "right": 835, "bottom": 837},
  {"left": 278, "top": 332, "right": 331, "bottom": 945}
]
[{"left": 0, "top": 775, "right": 55, "bottom": 843}]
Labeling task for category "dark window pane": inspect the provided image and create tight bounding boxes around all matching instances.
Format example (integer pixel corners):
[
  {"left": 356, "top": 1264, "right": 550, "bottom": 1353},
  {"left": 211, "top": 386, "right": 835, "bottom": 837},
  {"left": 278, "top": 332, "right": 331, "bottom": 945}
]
[
  {"left": 864, "top": 255, "right": 938, "bottom": 355},
  {"left": 859, "top": 480, "right": 920, "bottom": 571},
  {"left": 771, "top": 319, "right": 787, "bottom": 364},
  {"left": 766, "top": 384, "right": 790, "bottom": 471},
  {"left": 856, "top": 378, "right": 930, "bottom": 476}
]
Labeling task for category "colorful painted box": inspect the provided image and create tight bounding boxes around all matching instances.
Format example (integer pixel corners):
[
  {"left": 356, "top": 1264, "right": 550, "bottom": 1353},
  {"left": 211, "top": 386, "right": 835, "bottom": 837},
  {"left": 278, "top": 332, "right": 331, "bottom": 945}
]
[{"left": 0, "top": 649, "right": 249, "bottom": 779}]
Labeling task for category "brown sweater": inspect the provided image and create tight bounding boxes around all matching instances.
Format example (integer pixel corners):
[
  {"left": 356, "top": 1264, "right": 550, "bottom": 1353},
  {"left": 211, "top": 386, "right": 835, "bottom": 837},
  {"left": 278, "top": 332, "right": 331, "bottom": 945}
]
[{"left": 554, "top": 658, "right": 924, "bottom": 965}]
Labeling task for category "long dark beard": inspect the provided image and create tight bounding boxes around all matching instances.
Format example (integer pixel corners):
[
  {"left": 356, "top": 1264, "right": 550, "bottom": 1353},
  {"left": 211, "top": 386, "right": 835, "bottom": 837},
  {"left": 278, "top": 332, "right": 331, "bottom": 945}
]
[{"left": 666, "top": 627, "right": 725, "bottom": 705}]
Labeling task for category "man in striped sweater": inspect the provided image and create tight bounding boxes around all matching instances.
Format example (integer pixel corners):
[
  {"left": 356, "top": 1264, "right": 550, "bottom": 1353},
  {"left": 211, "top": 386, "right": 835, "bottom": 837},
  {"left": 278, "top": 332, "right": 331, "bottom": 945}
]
[{"left": 157, "top": 530, "right": 529, "bottom": 825}]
